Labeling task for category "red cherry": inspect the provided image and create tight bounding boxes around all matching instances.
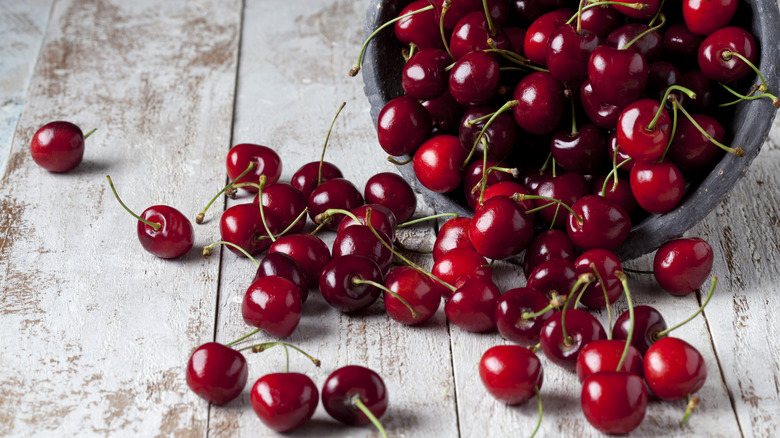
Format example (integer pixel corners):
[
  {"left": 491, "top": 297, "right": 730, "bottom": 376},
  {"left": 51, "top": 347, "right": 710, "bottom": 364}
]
[
  {"left": 445, "top": 275, "right": 501, "bottom": 332},
  {"left": 668, "top": 113, "right": 726, "bottom": 173},
  {"left": 479, "top": 345, "right": 543, "bottom": 405},
  {"left": 495, "top": 287, "right": 554, "bottom": 346},
  {"left": 698, "top": 26, "right": 758, "bottom": 83},
  {"left": 402, "top": 48, "right": 452, "bottom": 100},
  {"left": 250, "top": 373, "right": 318, "bottom": 432},
  {"left": 450, "top": 11, "right": 511, "bottom": 60},
  {"left": 364, "top": 172, "right": 417, "bottom": 224},
  {"left": 307, "top": 178, "right": 364, "bottom": 231},
  {"left": 290, "top": 161, "right": 343, "bottom": 199},
  {"left": 588, "top": 45, "right": 649, "bottom": 108},
  {"left": 580, "top": 4, "right": 623, "bottom": 39},
  {"left": 269, "top": 234, "right": 331, "bottom": 288},
  {"left": 337, "top": 204, "right": 397, "bottom": 242},
  {"left": 377, "top": 96, "right": 433, "bottom": 156},
  {"left": 550, "top": 123, "right": 608, "bottom": 175},
  {"left": 322, "top": 365, "right": 388, "bottom": 426},
  {"left": 616, "top": 99, "right": 670, "bottom": 163},
  {"left": 576, "top": 339, "right": 644, "bottom": 383},
  {"left": 332, "top": 225, "right": 393, "bottom": 274},
  {"left": 226, "top": 143, "right": 282, "bottom": 192},
  {"left": 580, "top": 80, "right": 624, "bottom": 130},
  {"left": 422, "top": 91, "right": 465, "bottom": 136},
  {"left": 432, "top": 248, "right": 492, "bottom": 295},
  {"left": 614, "top": 0, "right": 660, "bottom": 19},
  {"left": 606, "top": 23, "right": 664, "bottom": 62},
  {"left": 462, "top": 158, "right": 514, "bottom": 209},
  {"left": 630, "top": 160, "right": 685, "bottom": 214},
  {"left": 546, "top": 25, "right": 600, "bottom": 83},
  {"left": 653, "top": 238, "right": 714, "bottom": 296},
  {"left": 533, "top": 172, "right": 589, "bottom": 229},
  {"left": 29, "top": 121, "right": 89, "bottom": 172},
  {"left": 448, "top": 51, "right": 500, "bottom": 106},
  {"left": 432, "top": 217, "right": 476, "bottom": 261},
  {"left": 220, "top": 202, "right": 281, "bottom": 257},
  {"left": 482, "top": 181, "right": 536, "bottom": 222},
  {"left": 567, "top": 195, "right": 631, "bottom": 251},
  {"left": 526, "top": 258, "right": 576, "bottom": 301},
  {"left": 254, "top": 183, "right": 307, "bottom": 234},
  {"left": 413, "top": 135, "right": 468, "bottom": 193},
  {"left": 539, "top": 309, "right": 606, "bottom": 370},
  {"left": 242, "top": 276, "right": 302, "bottom": 339},
  {"left": 523, "top": 10, "right": 572, "bottom": 67},
  {"left": 433, "top": 0, "right": 482, "bottom": 30},
  {"left": 522, "top": 229, "right": 576, "bottom": 277},
  {"left": 469, "top": 195, "right": 534, "bottom": 260},
  {"left": 683, "top": 0, "right": 738, "bottom": 36},
  {"left": 384, "top": 266, "right": 442, "bottom": 326},
  {"left": 574, "top": 249, "right": 623, "bottom": 309},
  {"left": 318, "top": 255, "right": 382, "bottom": 313},
  {"left": 613, "top": 305, "right": 668, "bottom": 355},
  {"left": 581, "top": 372, "right": 648, "bottom": 434},
  {"left": 512, "top": 71, "right": 566, "bottom": 135},
  {"left": 664, "top": 23, "right": 706, "bottom": 66},
  {"left": 186, "top": 342, "right": 248, "bottom": 405},
  {"left": 644, "top": 337, "right": 707, "bottom": 400},
  {"left": 591, "top": 174, "right": 641, "bottom": 219},
  {"left": 254, "top": 252, "right": 309, "bottom": 304},
  {"left": 459, "top": 107, "right": 519, "bottom": 162},
  {"left": 394, "top": 0, "right": 444, "bottom": 50}
]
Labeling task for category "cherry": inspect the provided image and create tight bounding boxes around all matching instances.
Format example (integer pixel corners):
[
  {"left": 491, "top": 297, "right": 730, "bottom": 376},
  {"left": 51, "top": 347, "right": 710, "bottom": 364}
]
[
  {"left": 495, "top": 287, "right": 555, "bottom": 346},
  {"left": 580, "top": 4, "right": 623, "bottom": 39},
  {"left": 30, "top": 121, "right": 93, "bottom": 172},
  {"left": 526, "top": 258, "right": 577, "bottom": 301},
  {"left": 269, "top": 234, "right": 331, "bottom": 288},
  {"left": 433, "top": 0, "right": 482, "bottom": 30},
  {"left": 384, "top": 266, "right": 442, "bottom": 326},
  {"left": 254, "top": 183, "right": 307, "bottom": 234},
  {"left": 307, "top": 178, "right": 364, "bottom": 231},
  {"left": 615, "top": 0, "right": 659, "bottom": 18},
  {"left": 630, "top": 160, "right": 685, "bottom": 214},
  {"left": 567, "top": 195, "right": 631, "bottom": 251},
  {"left": 580, "top": 80, "right": 624, "bottom": 130},
  {"left": 644, "top": 337, "right": 707, "bottom": 400},
  {"left": 394, "top": 0, "right": 443, "bottom": 50},
  {"left": 364, "top": 172, "right": 417, "bottom": 224},
  {"left": 504, "top": 26, "right": 527, "bottom": 55},
  {"left": 433, "top": 217, "right": 476, "bottom": 261},
  {"left": 576, "top": 339, "right": 644, "bottom": 383},
  {"left": 581, "top": 372, "right": 648, "bottom": 434},
  {"left": 479, "top": 345, "right": 543, "bottom": 405},
  {"left": 532, "top": 172, "right": 589, "bottom": 228},
  {"left": 402, "top": 48, "right": 452, "bottom": 100},
  {"left": 539, "top": 308, "right": 606, "bottom": 370},
  {"left": 462, "top": 158, "right": 515, "bottom": 209},
  {"left": 523, "top": 10, "right": 572, "bottom": 67},
  {"left": 664, "top": 23, "right": 705, "bottom": 67},
  {"left": 668, "top": 113, "right": 725, "bottom": 173},
  {"left": 432, "top": 248, "right": 492, "bottom": 295},
  {"left": 106, "top": 176, "right": 194, "bottom": 259},
  {"left": 377, "top": 96, "right": 433, "bottom": 156},
  {"left": 450, "top": 11, "right": 511, "bottom": 60},
  {"left": 220, "top": 202, "right": 281, "bottom": 257},
  {"left": 653, "top": 238, "right": 714, "bottom": 296},
  {"left": 412, "top": 135, "right": 468, "bottom": 193},
  {"left": 422, "top": 91, "right": 464, "bottom": 136},
  {"left": 254, "top": 252, "right": 309, "bottom": 304},
  {"left": 616, "top": 98, "right": 670, "bottom": 163},
  {"left": 546, "top": 25, "right": 601, "bottom": 83},
  {"left": 322, "top": 365, "right": 388, "bottom": 428},
  {"left": 613, "top": 305, "right": 668, "bottom": 355},
  {"left": 449, "top": 51, "right": 500, "bottom": 106},
  {"left": 444, "top": 275, "right": 501, "bottom": 332},
  {"left": 574, "top": 249, "right": 623, "bottom": 309},
  {"left": 698, "top": 26, "right": 758, "bottom": 83},
  {"left": 251, "top": 373, "right": 318, "bottom": 432},
  {"left": 469, "top": 195, "right": 534, "bottom": 260},
  {"left": 332, "top": 225, "right": 393, "bottom": 274},
  {"left": 512, "top": 71, "right": 566, "bottom": 135},
  {"left": 242, "top": 276, "right": 302, "bottom": 339},
  {"left": 291, "top": 161, "right": 343, "bottom": 199},
  {"left": 588, "top": 45, "right": 649, "bottom": 108},
  {"left": 645, "top": 61, "right": 684, "bottom": 103},
  {"left": 511, "top": 0, "right": 548, "bottom": 25},
  {"left": 226, "top": 143, "right": 282, "bottom": 192},
  {"left": 319, "top": 255, "right": 382, "bottom": 313},
  {"left": 186, "top": 342, "right": 247, "bottom": 405},
  {"left": 336, "top": 204, "right": 397, "bottom": 241},
  {"left": 607, "top": 131, "right": 635, "bottom": 173},
  {"left": 482, "top": 181, "right": 536, "bottom": 222},
  {"left": 522, "top": 229, "right": 576, "bottom": 277},
  {"left": 592, "top": 174, "right": 641, "bottom": 219},
  {"left": 683, "top": 0, "right": 738, "bottom": 36},
  {"left": 606, "top": 23, "right": 664, "bottom": 62},
  {"left": 459, "top": 107, "right": 519, "bottom": 162},
  {"left": 550, "top": 123, "right": 608, "bottom": 175},
  {"left": 680, "top": 70, "right": 714, "bottom": 112}
]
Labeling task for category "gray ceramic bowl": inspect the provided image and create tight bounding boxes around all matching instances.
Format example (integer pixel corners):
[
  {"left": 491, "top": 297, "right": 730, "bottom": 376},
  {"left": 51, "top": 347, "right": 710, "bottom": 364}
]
[{"left": 362, "top": 0, "right": 780, "bottom": 260}]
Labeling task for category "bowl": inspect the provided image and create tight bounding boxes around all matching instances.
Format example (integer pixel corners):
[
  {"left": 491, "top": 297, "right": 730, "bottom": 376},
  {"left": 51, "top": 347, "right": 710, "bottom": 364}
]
[{"left": 361, "top": 0, "right": 780, "bottom": 260}]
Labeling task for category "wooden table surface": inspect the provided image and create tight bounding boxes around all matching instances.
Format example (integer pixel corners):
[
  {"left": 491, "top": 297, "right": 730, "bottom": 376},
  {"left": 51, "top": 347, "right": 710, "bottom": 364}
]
[{"left": 1, "top": 0, "right": 778, "bottom": 436}]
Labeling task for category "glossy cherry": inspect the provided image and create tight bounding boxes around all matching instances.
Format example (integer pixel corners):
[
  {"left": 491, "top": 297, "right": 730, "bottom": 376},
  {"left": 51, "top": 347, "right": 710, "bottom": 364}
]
[
  {"left": 307, "top": 178, "right": 364, "bottom": 231},
  {"left": 532, "top": 172, "right": 590, "bottom": 228},
  {"left": 469, "top": 195, "right": 534, "bottom": 260},
  {"left": 422, "top": 91, "right": 464, "bottom": 136},
  {"left": 522, "top": 230, "right": 576, "bottom": 277},
  {"left": 606, "top": 23, "right": 664, "bottom": 62},
  {"left": 512, "top": 71, "right": 566, "bottom": 135},
  {"left": 479, "top": 345, "right": 543, "bottom": 405},
  {"left": 336, "top": 204, "right": 397, "bottom": 242},
  {"left": 402, "top": 48, "right": 452, "bottom": 100},
  {"left": 523, "top": 10, "right": 572, "bottom": 67},
  {"left": 653, "top": 238, "right": 714, "bottom": 296},
  {"left": 242, "top": 276, "right": 302, "bottom": 339},
  {"left": 269, "top": 234, "right": 331, "bottom": 288},
  {"left": 332, "top": 225, "right": 393, "bottom": 274},
  {"left": 581, "top": 372, "right": 648, "bottom": 434},
  {"left": 580, "top": 80, "right": 624, "bottom": 130},
  {"left": 576, "top": 339, "right": 644, "bottom": 383},
  {"left": 462, "top": 158, "right": 515, "bottom": 209},
  {"left": 319, "top": 255, "right": 382, "bottom": 313},
  {"left": 432, "top": 248, "right": 492, "bottom": 295},
  {"left": 30, "top": 121, "right": 89, "bottom": 172},
  {"left": 698, "top": 26, "right": 757, "bottom": 83},
  {"left": 683, "top": 0, "right": 738, "bottom": 36},
  {"left": 445, "top": 275, "right": 502, "bottom": 332},
  {"left": 433, "top": 217, "right": 475, "bottom": 261},
  {"left": 616, "top": 99, "right": 670, "bottom": 163},
  {"left": 322, "top": 365, "right": 388, "bottom": 426},
  {"left": 433, "top": 0, "right": 482, "bottom": 29},
  {"left": 377, "top": 96, "right": 432, "bottom": 156},
  {"left": 526, "top": 258, "right": 577, "bottom": 301},
  {"left": 251, "top": 373, "right": 318, "bottom": 432},
  {"left": 613, "top": 305, "right": 668, "bottom": 355},
  {"left": 614, "top": 0, "right": 659, "bottom": 18},
  {"left": 186, "top": 342, "right": 248, "bottom": 405},
  {"left": 539, "top": 308, "right": 606, "bottom": 370},
  {"left": 482, "top": 181, "right": 536, "bottom": 222},
  {"left": 567, "top": 195, "right": 631, "bottom": 251},
  {"left": 459, "top": 107, "right": 519, "bottom": 162},
  {"left": 364, "top": 172, "right": 417, "bottom": 224},
  {"left": 574, "top": 249, "right": 623, "bottom": 309},
  {"left": 588, "top": 45, "right": 649, "bottom": 108},
  {"left": 290, "top": 161, "right": 343, "bottom": 199},
  {"left": 226, "top": 143, "right": 282, "bottom": 192},
  {"left": 450, "top": 11, "right": 511, "bottom": 60},
  {"left": 645, "top": 61, "right": 684, "bottom": 103},
  {"left": 592, "top": 174, "right": 641, "bottom": 219},
  {"left": 668, "top": 113, "right": 726, "bottom": 173},
  {"left": 630, "top": 160, "right": 685, "bottom": 214},
  {"left": 384, "top": 266, "right": 443, "bottom": 326},
  {"left": 254, "top": 183, "right": 307, "bottom": 234},
  {"left": 550, "top": 123, "right": 608, "bottom": 175},
  {"left": 394, "top": 0, "right": 443, "bottom": 50},
  {"left": 644, "top": 337, "right": 707, "bottom": 400},
  {"left": 220, "top": 202, "right": 281, "bottom": 257},
  {"left": 449, "top": 51, "right": 500, "bottom": 106},
  {"left": 495, "top": 287, "right": 555, "bottom": 346},
  {"left": 580, "top": 4, "right": 623, "bottom": 39},
  {"left": 546, "top": 25, "right": 600, "bottom": 83},
  {"left": 413, "top": 135, "right": 468, "bottom": 193},
  {"left": 254, "top": 252, "right": 309, "bottom": 304}
]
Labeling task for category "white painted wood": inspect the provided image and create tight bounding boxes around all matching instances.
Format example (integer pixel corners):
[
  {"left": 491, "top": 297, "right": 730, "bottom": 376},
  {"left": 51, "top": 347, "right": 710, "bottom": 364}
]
[{"left": 0, "top": 0, "right": 241, "bottom": 436}]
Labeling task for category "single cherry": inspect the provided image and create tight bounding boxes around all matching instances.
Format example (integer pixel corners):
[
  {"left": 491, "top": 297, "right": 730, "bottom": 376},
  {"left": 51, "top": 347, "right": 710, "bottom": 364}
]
[
  {"left": 332, "top": 225, "right": 393, "bottom": 274},
  {"left": 251, "top": 372, "right": 318, "bottom": 432},
  {"left": 413, "top": 135, "right": 468, "bottom": 193},
  {"left": 322, "top": 365, "right": 388, "bottom": 428},
  {"left": 581, "top": 372, "right": 648, "bottom": 434},
  {"left": 402, "top": 48, "right": 452, "bottom": 100},
  {"left": 269, "top": 234, "right": 331, "bottom": 288},
  {"left": 683, "top": 0, "right": 738, "bottom": 36},
  {"left": 186, "top": 342, "right": 247, "bottom": 405},
  {"left": 364, "top": 172, "right": 417, "bottom": 224},
  {"left": 469, "top": 195, "right": 534, "bottom": 260},
  {"left": 226, "top": 143, "right": 282, "bottom": 192},
  {"left": 495, "top": 287, "right": 555, "bottom": 346},
  {"left": 445, "top": 275, "right": 502, "bottom": 332},
  {"left": 30, "top": 121, "right": 93, "bottom": 172},
  {"left": 539, "top": 308, "right": 606, "bottom": 370},
  {"left": 588, "top": 45, "right": 649, "bottom": 108},
  {"left": 644, "top": 337, "right": 707, "bottom": 400},
  {"left": 449, "top": 51, "right": 500, "bottom": 106},
  {"left": 377, "top": 96, "right": 433, "bottom": 156},
  {"left": 254, "top": 252, "right": 309, "bottom": 304},
  {"left": 394, "top": 0, "right": 444, "bottom": 50},
  {"left": 384, "top": 266, "right": 442, "bottom": 326},
  {"left": 698, "top": 26, "right": 758, "bottom": 83},
  {"left": 319, "top": 255, "right": 382, "bottom": 313},
  {"left": 653, "top": 238, "right": 714, "bottom": 296},
  {"left": 220, "top": 202, "right": 281, "bottom": 257},
  {"left": 630, "top": 160, "right": 685, "bottom": 214},
  {"left": 242, "top": 276, "right": 302, "bottom": 339},
  {"left": 512, "top": 71, "right": 566, "bottom": 135},
  {"left": 307, "top": 178, "right": 364, "bottom": 231},
  {"left": 567, "top": 195, "right": 631, "bottom": 251},
  {"left": 616, "top": 98, "right": 670, "bottom": 163},
  {"left": 479, "top": 345, "right": 543, "bottom": 405}
]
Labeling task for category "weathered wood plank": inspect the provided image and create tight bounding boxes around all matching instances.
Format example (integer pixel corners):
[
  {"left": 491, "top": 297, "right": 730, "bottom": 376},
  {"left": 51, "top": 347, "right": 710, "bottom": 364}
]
[{"left": 0, "top": 0, "right": 241, "bottom": 436}]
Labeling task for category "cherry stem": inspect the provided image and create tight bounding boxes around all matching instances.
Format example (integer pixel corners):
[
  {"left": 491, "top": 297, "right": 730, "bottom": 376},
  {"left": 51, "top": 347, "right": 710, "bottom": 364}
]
[
  {"left": 481, "top": 0, "right": 496, "bottom": 36},
  {"left": 565, "top": 1, "right": 647, "bottom": 25},
  {"left": 718, "top": 83, "right": 780, "bottom": 108},
  {"left": 203, "top": 241, "right": 261, "bottom": 266},
  {"left": 520, "top": 293, "right": 566, "bottom": 320},
  {"left": 655, "top": 276, "right": 718, "bottom": 339},
  {"left": 614, "top": 271, "right": 634, "bottom": 371},
  {"left": 539, "top": 151, "right": 553, "bottom": 174},
  {"left": 722, "top": 51, "right": 768, "bottom": 90},
  {"left": 477, "top": 137, "right": 489, "bottom": 205},
  {"left": 676, "top": 101, "right": 746, "bottom": 156},
  {"left": 658, "top": 99, "right": 679, "bottom": 163},
  {"left": 388, "top": 155, "right": 413, "bottom": 165},
  {"left": 310, "top": 221, "right": 328, "bottom": 236},
  {"left": 231, "top": 182, "right": 261, "bottom": 191},
  {"left": 350, "top": 4, "right": 434, "bottom": 76},
  {"left": 255, "top": 175, "right": 276, "bottom": 243},
  {"left": 623, "top": 267, "right": 654, "bottom": 275},
  {"left": 366, "top": 208, "right": 457, "bottom": 293},
  {"left": 83, "top": 128, "right": 97, "bottom": 139},
  {"left": 570, "top": 89, "right": 578, "bottom": 135},
  {"left": 439, "top": 1, "right": 454, "bottom": 59},
  {"left": 105, "top": 175, "right": 161, "bottom": 231},
  {"left": 600, "top": 158, "right": 632, "bottom": 197},
  {"left": 648, "top": 0, "right": 665, "bottom": 26},
  {"left": 462, "top": 100, "right": 520, "bottom": 167},
  {"left": 548, "top": 205, "right": 561, "bottom": 231},
  {"left": 196, "top": 162, "right": 256, "bottom": 224},
  {"left": 404, "top": 43, "right": 418, "bottom": 61},
  {"left": 576, "top": 0, "right": 585, "bottom": 34},
  {"left": 647, "top": 85, "right": 696, "bottom": 131},
  {"left": 681, "top": 395, "right": 700, "bottom": 426},
  {"left": 530, "top": 386, "right": 543, "bottom": 438},
  {"left": 225, "top": 328, "right": 263, "bottom": 347},
  {"left": 277, "top": 208, "right": 309, "bottom": 236},
  {"left": 396, "top": 213, "right": 458, "bottom": 229},
  {"left": 622, "top": 13, "right": 666, "bottom": 51},
  {"left": 318, "top": 102, "right": 347, "bottom": 185},
  {"left": 353, "top": 395, "right": 388, "bottom": 438},
  {"left": 590, "top": 262, "right": 613, "bottom": 340},
  {"left": 513, "top": 193, "right": 583, "bottom": 224},
  {"left": 483, "top": 45, "right": 547, "bottom": 72},
  {"left": 314, "top": 208, "right": 361, "bottom": 228},
  {"left": 471, "top": 166, "right": 520, "bottom": 197},
  {"left": 561, "top": 273, "right": 595, "bottom": 345},
  {"left": 352, "top": 277, "right": 419, "bottom": 319},
  {"left": 465, "top": 112, "right": 495, "bottom": 127},
  {"left": 241, "top": 341, "right": 321, "bottom": 367}
]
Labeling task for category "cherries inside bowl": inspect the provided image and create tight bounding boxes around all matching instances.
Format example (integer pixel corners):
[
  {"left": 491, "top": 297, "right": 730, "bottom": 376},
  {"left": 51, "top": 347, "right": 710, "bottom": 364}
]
[{"left": 361, "top": 0, "right": 780, "bottom": 260}]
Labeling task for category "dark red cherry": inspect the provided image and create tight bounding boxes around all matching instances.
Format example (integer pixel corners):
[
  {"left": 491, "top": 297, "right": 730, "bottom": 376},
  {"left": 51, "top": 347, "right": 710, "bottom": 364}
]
[
  {"left": 482, "top": 181, "right": 536, "bottom": 222},
  {"left": 377, "top": 96, "right": 433, "bottom": 156},
  {"left": 526, "top": 258, "right": 577, "bottom": 301},
  {"left": 522, "top": 230, "right": 576, "bottom": 277},
  {"left": 539, "top": 309, "right": 607, "bottom": 370},
  {"left": 322, "top": 365, "right": 388, "bottom": 426},
  {"left": 512, "top": 71, "right": 566, "bottom": 135},
  {"left": 576, "top": 339, "right": 644, "bottom": 383},
  {"left": 550, "top": 124, "right": 608, "bottom": 174},
  {"left": 384, "top": 266, "right": 443, "bottom": 326},
  {"left": 449, "top": 51, "right": 500, "bottom": 106},
  {"left": 533, "top": 172, "right": 590, "bottom": 228},
  {"left": 470, "top": 195, "right": 534, "bottom": 260},
  {"left": 433, "top": 217, "right": 475, "bottom": 261},
  {"left": 511, "top": 0, "right": 548, "bottom": 25},
  {"left": 664, "top": 23, "right": 705, "bottom": 65},
  {"left": 588, "top": 45, "right": 649, "bottom": 108},
  {"left": 445, "top": 275, "right": 501, "bottom": 332},
  {"left": 307, "top": 178, "right": 364, "bottom": 231},
  {"left": 644, "top": 337, "right": 707, "bottom": 400},
  {"left": 462, "top": 158, "right": 515, "bottom": 209},
  {"left": 495, "top": 287, "right": 554, "bottom": 346},
  {"left": 29, "top": 121, "right": 87, "bottom": 172},
  {"left": 653, "top": 238, "right": 713, "bottom": 296},
  {"left": 135, "top": 205, "right": 194, "bottom": 259},
  {"left": 581, "top": 372, "right": 648, "bottom": 434},
  {"left": 291, "top": 161, "right": 343, "bottom": 199},
  {"left": 616, "top": 99, "right": 670, "bottom": 163},
  {"left": 332, "top": 226, "right": 393, "bottom": 274},
  {"left": 254, "top": 183, "right": 307, "bottom": 234},
  {"left": 573, "top": 249, "right": 623, "bottom": 309},
  {"left": 432, "top": 248, "right": 492, "bottom": 295},
  {"left": 606, "top": 23, "right": 664, "bottom": 62},
  {"left": 413, "top": 135, "right": 468, "bottom": 193},
  {"left": 591, "top": 174, "right": 641, "bottom": 218},
  {"left": 422, "top": 91, "right": 464, "bottom": 136},
  {"left": 504, "top": 26, "right": 527, "bottom": 56},
  {"left": 567, "top": 195, "right": 631, "bottom": 251},
  {"left": 254, "top": 252, "right": 309, "bottom": 304},
  {"left": 459, "top": 107, "right": 519, "bottom": 162},
  {"left": 580, "top": 80, "right": 624, "bottom": 130},
  {"left": 523, "top": 10, "right": 572, "bottom": 67},
  {"left": 450, "top": 11, "right": 511, "bottom": 60},
  {"left": 630, "top": 161, "right": 685, "bottom": 214},
  {"left": 580, "top": 5, "right": 623, "bottom": 39},
  {"left": 364, "top": 172, "right": 417, "bottom": 224},
  {"left": 251, "top": 373, "right": 318, "bottom": 432},
  {"left": 269, "top": 234, "right": 331, "bottom": 288},
  {"left": 668, "top": 114, "right": 725, "bottom": 173},
  {"left": 680, "top": 70, "right": 714, "bottom": 112},
  {"left": 614, "top": 0, "right": 660, "bottom": 19},
  {"left": 186, "top": 342, "right": 247, "bottom": 405},
  {"left": 683, "top": 0, "right": 738, "bottom": 36},
  {"left": 337, "top": 204, "right": 397, "bottom": 241},
  {"left": 402, "top": 48, "right": 452, "bottom": 100},
  {"left": 607, "top": 131, "right": 635, "bottom": 173},
  {"left": 546, "top": 25, "right": 601, "bottom": 82},
  {"left": 698, "top": 26, "right": 757, "bottom": 83},
  {"left": 220, "top": 202, "right": 281, "bottom": 257},
  {"left": 226, "top": 143, "right": 282, "bottom": 192},
  {"left": 479, "top": 345, "right": 543, "bottom": 405},
  {"left": 645, "top": 61, "right": 683, "bottom": 102},
  {"left": 613, "top": 305, "right": 668, "bottom": 355},
  {"left": 319, "top": 255, "right": 382, "bottom": 313},
  {"left": 242, "top": 276, "right": 302, "bottom": 338},
  {"left": 433, "top": 0, "right": 482, "bottom": 29},
  {"left": 394, "top": 0, "right": 444, "bottom": 50}
]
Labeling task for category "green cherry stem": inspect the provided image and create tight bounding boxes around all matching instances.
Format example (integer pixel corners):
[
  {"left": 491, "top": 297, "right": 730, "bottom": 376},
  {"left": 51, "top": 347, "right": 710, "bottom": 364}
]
[
  {"left": 106, "top": 175, "right": 161, "bottom": 231},
  {"left": 718, "top": 82, "right": 780, "bottom": 108},
  {"left": 614, "top": 270, "right": 633, "bottom": 371},
  {"left": 647, "top": 0, "right": 665, "bottom": 26},
  {"left": 561, "top": 273, "right": 596, "bottom": 345},
  {"left": 319, "top": 102, "right": 347, "bottom": 185},
  {"left": 388, "top": 155, "right": 414, "bottom": 165},
  {"left": 225, "top": 328, "right": 263, "bottom": 347},
  {"left": 309, "top": 221, "right": 328, "bottom": 236},
  {"left": 654, "top": 276, "right": 718, "bottom": 340},
  {"left": 196, "top": 162, "right": 256, "bottom": 224},
  {"left": 600, "top": 158, "right": 632, "bottom": 197},
  {"left": 658, "top": 99, "right": 679, "bottom": 163},
  {"left": 202, "top": 241, "right": 261, "bottom": 266},
  {"left": 646, "top": 85, "right": 696, "bottom": 131},
  {"left": 256, "top": 175, "right": 276, "bottom": 243},
  {"left": 520, "top": 293, "right": 566, "bottom": 321},
  {"left": 721, "top": 51, "right": 768, "bottom": 90},
  {"left": 676, "top": 102, "right": 746, "bottom": 156},
  {"left": 395, "top": 213, "right": 459, "bottom": 229},
  {"left": 352, "top": 277, "right": 419, "bottom": 319},
  {"left": 349, "top": 4, "right": 434, "bottom": 76},
  {"left": 83, "top": 128, "right": 97, "bottom": 139},
  {"left": 681, "top": 395, "right": 700, "bottom": 426},
  {"left": 513, "top": 193, "right": 583, "bottom": 224},
  {"left": 565, "top": 1, "right": 648, "bottom": 25},
  {"left": 622, "top": 267, "right": 654, "bottom": 275},
  {"left": 439, "top": 1, "right": 454, "bottom": 59},
  {"left": 576, "top": 0, "right": 585, "bottom": 34},
  {"left": 471, "top": 166, "right": 520, "bottom": 195},
  {"left": 462, "top": 99, "right": 520, "bottom": 167},
  {"left": 482, "top": 0, "right": 496, "bottom": 36},
  {"left": 241, "top": 341, "right": 321, "bottom": 367},
  {"left": 353, "top": 396, "right": 388, "bottom": 438},
  {"left": 530, "top": 386, "right": 543, "bottom": 438},
  {"left": 589, "top": 262, "right": 613, "bottom": 339},
  {"left": 314, "top": 208, "right": 361, "bottom": 228},
  {"left": 623, "top": 13, "right": 666, "bottom": 51}
]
